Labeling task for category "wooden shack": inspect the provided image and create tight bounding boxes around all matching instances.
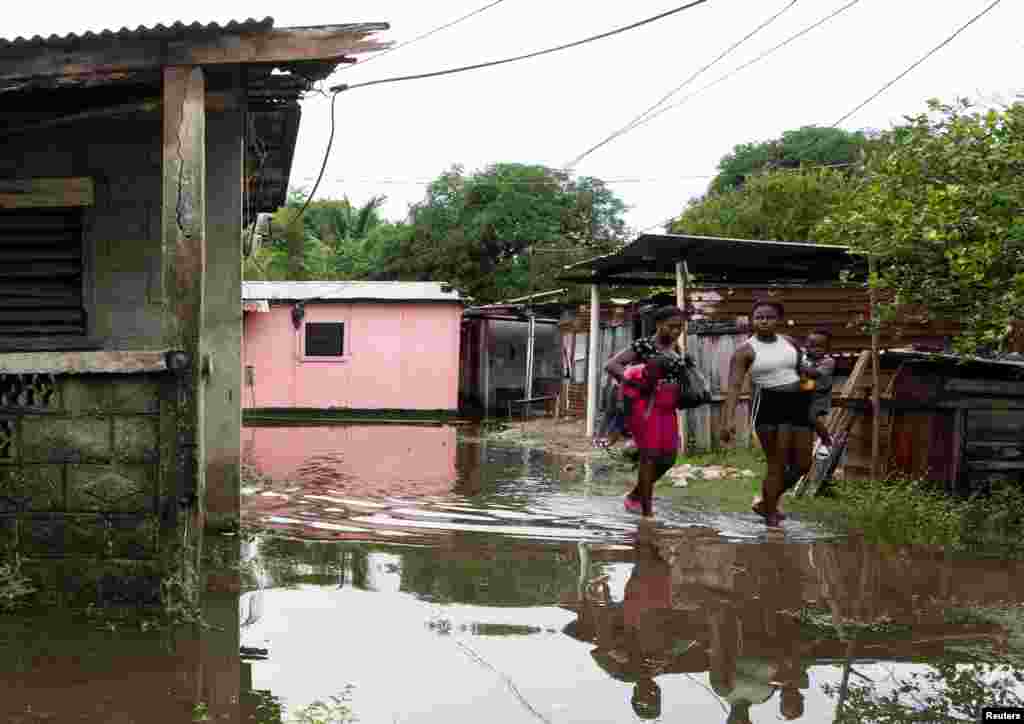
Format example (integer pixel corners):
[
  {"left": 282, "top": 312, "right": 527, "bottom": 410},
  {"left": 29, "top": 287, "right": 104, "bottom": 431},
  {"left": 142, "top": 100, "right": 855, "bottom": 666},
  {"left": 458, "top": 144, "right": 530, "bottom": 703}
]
[{"left": 829, "top": 350, "right": 1024, "bottom": 491}]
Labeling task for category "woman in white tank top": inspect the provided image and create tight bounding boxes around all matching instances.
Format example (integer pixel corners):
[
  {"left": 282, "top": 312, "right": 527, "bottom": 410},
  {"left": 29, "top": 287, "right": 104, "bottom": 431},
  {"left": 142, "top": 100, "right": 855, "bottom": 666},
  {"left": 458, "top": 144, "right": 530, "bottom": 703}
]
[{"left": 720, "top": 300, "right": 814, "bottom": 525}]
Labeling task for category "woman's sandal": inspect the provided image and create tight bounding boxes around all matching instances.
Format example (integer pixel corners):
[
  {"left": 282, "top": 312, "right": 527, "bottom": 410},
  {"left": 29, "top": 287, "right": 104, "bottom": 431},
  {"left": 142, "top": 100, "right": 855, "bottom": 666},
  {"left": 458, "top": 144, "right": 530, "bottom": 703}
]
[{"left": 624, "top": 496, "right": 643, "bottom": 514}]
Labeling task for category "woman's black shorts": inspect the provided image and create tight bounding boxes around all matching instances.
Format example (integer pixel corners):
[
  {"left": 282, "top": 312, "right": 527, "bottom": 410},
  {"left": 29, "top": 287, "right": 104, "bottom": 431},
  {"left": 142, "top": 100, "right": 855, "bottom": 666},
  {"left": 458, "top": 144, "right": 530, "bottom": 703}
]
[{"left": 753, "top": 386, "right": 814, "bottom": 429}]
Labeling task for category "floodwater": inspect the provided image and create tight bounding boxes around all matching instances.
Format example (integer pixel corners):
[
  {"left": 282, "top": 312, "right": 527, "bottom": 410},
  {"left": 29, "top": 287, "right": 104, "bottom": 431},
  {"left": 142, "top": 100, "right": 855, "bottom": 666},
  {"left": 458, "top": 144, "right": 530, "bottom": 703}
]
[{"left": 3, "top": 423, "right": 1024, "bottom": 723}]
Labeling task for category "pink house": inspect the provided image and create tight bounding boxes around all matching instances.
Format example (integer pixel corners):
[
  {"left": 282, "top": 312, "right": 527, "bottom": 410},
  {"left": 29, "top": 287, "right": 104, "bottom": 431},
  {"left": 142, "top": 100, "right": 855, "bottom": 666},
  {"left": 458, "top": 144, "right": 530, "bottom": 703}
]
[{"left": 242, "top": 281, "right": 463, "bottom": 411}]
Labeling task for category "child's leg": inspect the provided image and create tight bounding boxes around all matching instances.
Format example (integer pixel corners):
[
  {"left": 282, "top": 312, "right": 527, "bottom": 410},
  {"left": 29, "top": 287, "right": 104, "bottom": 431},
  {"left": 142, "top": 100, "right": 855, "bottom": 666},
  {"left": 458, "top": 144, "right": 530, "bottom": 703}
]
[{"left": 814, "top": 414, "right": 832, "bottom": 447}]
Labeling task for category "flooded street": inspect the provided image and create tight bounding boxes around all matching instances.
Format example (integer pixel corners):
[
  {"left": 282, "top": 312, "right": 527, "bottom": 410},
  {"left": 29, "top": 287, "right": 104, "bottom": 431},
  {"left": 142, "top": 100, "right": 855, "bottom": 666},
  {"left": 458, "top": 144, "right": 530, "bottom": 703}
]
[{"left": 4, "top": 423, "right": 1024, "bottom": 722}]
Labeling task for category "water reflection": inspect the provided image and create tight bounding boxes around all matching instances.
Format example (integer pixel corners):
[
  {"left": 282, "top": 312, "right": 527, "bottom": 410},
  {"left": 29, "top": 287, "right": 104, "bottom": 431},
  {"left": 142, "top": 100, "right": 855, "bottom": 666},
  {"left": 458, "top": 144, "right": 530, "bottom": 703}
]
[
  {"left": 6, "top": 427, "right": 1024, "bottom": 722},
  {"left": 237, "top": 529, "right": 1024, "bottom": 723}
]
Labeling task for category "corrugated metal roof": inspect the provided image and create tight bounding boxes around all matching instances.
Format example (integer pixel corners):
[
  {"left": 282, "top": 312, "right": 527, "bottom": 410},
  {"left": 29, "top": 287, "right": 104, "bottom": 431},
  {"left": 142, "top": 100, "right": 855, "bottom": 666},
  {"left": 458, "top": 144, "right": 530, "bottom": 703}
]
[
  {"left": 0, "top": 17, "right": 275, "bottom": 50},
  {"left": 243, "top": 281, "right": 463, "bottom": 303}
]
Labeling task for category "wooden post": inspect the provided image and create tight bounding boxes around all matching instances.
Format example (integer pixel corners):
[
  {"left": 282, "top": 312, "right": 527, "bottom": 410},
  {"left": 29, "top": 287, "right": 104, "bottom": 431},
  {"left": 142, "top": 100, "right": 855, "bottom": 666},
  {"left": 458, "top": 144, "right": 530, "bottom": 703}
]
[
  {"left": 676, "top": 261, "right": 688, "bottom": 456},
  {"left": 162, "top": 65, "right": 207, "bottom": 530},
  {"left": 869, "top": 255, "right": 881, "bottom": 481},
  {"left": 586, "top": 284, "right": 600, "bottom": 437}
]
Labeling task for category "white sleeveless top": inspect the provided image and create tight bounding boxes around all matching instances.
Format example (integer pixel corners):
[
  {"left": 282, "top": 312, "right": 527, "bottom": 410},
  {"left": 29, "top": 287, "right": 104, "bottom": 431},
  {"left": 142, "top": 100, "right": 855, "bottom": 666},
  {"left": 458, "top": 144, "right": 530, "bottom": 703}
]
[{"left": 747, "top": 335, "right": 799, "bottom": 389}]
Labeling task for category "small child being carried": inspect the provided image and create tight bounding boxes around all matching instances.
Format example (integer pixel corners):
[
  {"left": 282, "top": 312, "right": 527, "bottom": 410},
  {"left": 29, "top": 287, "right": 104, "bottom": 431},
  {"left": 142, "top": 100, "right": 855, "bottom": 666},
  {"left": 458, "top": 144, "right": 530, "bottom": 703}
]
[{"left": 800, "top": 329, "right": 836, "bottom": 458}]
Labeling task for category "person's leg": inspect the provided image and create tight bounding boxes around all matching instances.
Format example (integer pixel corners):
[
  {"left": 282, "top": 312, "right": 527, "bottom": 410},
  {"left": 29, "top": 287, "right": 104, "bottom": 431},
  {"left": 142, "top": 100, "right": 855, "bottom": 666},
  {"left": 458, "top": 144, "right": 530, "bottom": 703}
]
[
  {"left": 761, "top": 427, "right": 789, "bottom": 515},
  {"left": 814, "top": 414, "right": 832, "bottom": 448},
  {"left": 788, "top": 428, "right": 814, "bottom": 485},
  {"left": 635, "top": 456, "right": 658, "bottom": 516},
  {"left": 753, "top": 427, "right": 781, "bottom": 516}
]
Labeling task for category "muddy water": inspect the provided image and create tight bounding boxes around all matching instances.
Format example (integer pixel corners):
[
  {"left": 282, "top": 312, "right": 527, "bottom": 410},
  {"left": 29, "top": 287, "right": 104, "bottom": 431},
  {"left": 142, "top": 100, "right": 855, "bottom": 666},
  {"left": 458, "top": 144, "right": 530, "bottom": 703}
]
[{"left": 3, "top": 423, "right": 1024, "bottom": 723}]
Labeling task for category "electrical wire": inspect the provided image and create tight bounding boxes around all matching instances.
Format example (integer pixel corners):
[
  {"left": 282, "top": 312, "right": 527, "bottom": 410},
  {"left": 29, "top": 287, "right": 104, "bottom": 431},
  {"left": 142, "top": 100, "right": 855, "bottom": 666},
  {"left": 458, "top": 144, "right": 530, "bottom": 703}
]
[
  {"left": 831, "top": 0, "right": 1005, "bottom": 127},
  {"left": 288, "top": 91, "right": 338, "bottom": 228},
  {"left": 341, "top": 0, "right": 511, "bottom": 70},
  {"left": 564, "top": 0, "right": 800, "bottom": 171},
  {"left": 329, "top": 0, "right": 709, "bottom": 93},
  {"left": 585, "top": 0, "right": 863, "bottom": 146}
]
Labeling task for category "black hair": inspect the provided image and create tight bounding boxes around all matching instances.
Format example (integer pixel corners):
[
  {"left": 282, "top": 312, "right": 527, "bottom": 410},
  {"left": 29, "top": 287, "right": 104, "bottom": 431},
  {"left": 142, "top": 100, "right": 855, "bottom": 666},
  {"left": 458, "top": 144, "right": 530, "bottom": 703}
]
[
  {"left": 652, "top": 305, "right": 686, "bottom": 323},
  {"left": 751, "top": 299, "right": 784, "bottom": 318},
  {"left": 808, "top": 328, "right": 832, "bottom": 346}
]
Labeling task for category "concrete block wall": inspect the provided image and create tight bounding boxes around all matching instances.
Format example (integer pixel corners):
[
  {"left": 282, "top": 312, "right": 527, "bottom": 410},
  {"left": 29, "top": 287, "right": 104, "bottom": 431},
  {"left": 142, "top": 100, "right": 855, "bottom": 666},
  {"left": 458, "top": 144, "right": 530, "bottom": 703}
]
[{"left": 0, "top": 371, "right": 177, "bottom": 608}]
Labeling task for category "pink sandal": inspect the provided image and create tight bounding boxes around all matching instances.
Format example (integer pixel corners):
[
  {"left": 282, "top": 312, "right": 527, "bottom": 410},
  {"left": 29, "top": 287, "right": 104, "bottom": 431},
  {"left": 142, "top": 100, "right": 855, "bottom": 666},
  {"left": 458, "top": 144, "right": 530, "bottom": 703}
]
[{"left": 624, "top": 496, "right": 643, "bottom": 514}]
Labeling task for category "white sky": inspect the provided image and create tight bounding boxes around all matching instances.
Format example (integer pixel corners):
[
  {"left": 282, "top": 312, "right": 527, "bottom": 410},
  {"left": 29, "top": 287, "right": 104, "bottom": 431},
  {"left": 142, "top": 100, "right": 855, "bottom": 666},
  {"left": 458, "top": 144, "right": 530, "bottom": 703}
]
[{"left": 7, "top": 0, "right": 1024, "bottom": 231}]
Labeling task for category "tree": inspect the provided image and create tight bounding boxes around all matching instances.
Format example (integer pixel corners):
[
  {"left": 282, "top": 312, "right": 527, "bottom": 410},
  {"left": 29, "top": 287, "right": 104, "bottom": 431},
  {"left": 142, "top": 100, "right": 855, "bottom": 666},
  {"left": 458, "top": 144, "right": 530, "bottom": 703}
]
[
  {"left": 382, "top": 163, "right": 630, "bottom": 302},
  {"left": 670, "top": 166, "right": 852, "bottom": 242},
  {"left": 712, "top": 125, "right": 869, "bottom": 193},
  {"left": 816, "top": 99, "right": 1024, "bottom": 355},
  {"left": 242, "top": 192, "right": 409, "bottom": 282}
]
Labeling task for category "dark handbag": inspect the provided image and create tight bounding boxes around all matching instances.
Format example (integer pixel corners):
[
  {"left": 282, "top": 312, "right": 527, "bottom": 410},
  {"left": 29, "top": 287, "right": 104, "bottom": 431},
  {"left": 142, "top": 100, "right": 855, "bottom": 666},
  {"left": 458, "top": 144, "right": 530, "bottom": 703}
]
[{"left": 677, "top": 354, "right": 712, "bottom": 410}]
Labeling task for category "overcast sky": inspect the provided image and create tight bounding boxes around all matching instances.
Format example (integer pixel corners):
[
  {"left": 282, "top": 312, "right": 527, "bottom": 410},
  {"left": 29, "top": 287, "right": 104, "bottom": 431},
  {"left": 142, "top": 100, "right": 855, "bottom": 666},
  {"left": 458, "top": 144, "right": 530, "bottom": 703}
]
[{"left": 7, "top": 0, "right": 1023, "bottom": 231}]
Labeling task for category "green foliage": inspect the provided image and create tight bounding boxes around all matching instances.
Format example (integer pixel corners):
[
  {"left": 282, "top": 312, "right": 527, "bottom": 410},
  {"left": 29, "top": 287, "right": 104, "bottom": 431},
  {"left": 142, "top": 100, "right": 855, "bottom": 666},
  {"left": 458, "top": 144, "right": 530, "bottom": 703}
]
[
  {"left": 383, "top": 163, "right": 629, "bottom": 302},
  {"left": 827, "top": 475, "right": 964, "bottom": 547},
  {"left": 712, "top": 125, "right": 869, "bottom": 192},
  {"left": 0, "top": 560, "right": 36, "bottom": 613},
  {"left": 816, "top": 99, "right": 1024, "bottom": 355},
  {"left": 671, "top": 167, "right": 852, "bottom": 242},
  {"left": 287, "top": 687, "right": 357, "bottom": 724},
  {"left": 824, "top": 655, "right": 1024, "bottom": 723}
]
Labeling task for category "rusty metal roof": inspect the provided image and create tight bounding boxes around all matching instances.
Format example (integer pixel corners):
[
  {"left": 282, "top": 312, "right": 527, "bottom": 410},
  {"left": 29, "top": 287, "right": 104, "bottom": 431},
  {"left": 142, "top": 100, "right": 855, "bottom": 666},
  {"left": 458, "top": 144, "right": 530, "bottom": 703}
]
[
  {"left": 0, "top": 17, "right": 276, "bottom": 50},
  {"left": 243, "top": 281, "right": 464, "bottom": 304}
]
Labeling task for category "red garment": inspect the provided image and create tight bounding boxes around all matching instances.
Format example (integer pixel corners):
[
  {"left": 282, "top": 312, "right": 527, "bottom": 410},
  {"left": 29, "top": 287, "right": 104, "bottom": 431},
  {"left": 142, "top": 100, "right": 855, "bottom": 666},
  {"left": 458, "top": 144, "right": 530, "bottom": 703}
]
[{"left": 623, "top": 365, "right": 680, "bottom": 456}]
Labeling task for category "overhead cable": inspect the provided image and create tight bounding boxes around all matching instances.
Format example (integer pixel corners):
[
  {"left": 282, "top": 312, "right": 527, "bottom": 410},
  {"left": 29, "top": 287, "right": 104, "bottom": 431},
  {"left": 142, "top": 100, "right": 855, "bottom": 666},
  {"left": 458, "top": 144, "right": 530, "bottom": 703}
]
[
  {"left": 341, "top": 0, "right": 511, "bottom": 71},
  {"left": 564, "top": 0, "right": 799, "bottom": 171},
  {"left": 329, "top": 0, "right": 709, "bottom": 93},
  {"left": 831, "top": 0, "right": 1005, "bottom": 127},
  {"left": 579, "top": 0, "right": 863, "bottom": 150}
]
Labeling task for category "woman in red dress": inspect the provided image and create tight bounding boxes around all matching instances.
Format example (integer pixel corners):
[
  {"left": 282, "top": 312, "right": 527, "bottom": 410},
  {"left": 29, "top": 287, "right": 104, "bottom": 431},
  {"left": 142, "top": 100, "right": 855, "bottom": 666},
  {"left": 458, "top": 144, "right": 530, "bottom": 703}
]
[{"left": 604, "top": 306, "right": 689, "bottom": 516}]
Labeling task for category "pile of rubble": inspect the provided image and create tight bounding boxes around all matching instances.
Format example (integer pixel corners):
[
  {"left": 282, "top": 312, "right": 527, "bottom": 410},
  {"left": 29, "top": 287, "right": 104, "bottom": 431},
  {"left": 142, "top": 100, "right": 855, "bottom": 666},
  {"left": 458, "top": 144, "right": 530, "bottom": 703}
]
[{"left": 668, "top": 464, "right": 757, "bottom": 488}]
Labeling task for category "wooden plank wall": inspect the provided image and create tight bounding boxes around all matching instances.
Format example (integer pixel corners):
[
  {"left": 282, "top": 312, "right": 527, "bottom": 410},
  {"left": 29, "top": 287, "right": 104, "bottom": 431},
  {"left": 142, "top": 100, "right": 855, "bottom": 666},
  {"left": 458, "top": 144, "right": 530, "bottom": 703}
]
[{"left": 686, "top": 285, "right": 960, "bottom": 354}]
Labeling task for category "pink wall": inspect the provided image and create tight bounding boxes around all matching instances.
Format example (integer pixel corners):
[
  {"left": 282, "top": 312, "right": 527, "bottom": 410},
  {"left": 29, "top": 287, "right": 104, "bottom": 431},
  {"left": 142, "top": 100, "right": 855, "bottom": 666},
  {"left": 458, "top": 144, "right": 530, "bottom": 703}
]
[{"left": 242, "top": 302, "right": 462, "bottom": 409}]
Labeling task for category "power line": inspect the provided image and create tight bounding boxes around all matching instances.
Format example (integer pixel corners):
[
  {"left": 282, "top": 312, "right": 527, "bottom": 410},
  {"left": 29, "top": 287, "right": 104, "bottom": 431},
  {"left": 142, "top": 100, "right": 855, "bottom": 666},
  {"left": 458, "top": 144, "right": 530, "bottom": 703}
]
[
  {"left": 831, "top": 0, "right": 1006, "bottom": 127},
  {"left": 339, "top": 0, "right": 511, "bottom": 71},
  {"left": 588, "top": 0, "right": 864, "bottom": 144},
  {"left": 564, "top": 0, "right": 799, "bottom": 170},
  {"left": 306, "top": 174, "right": 716, "bottom": 186},
  {"left": 329, "top": 0, "right": 709, "bottom": 93}
]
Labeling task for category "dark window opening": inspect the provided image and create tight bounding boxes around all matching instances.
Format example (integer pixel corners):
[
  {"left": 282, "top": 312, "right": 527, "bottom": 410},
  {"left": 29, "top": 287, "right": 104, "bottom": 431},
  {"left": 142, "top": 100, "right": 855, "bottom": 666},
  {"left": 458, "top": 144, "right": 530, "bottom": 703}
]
[
  {"left": 305, "top": 322, "right": 344, "bottom": 356},
  {"left": 0, "top": 209, "right": 86, "bottom": 343}
]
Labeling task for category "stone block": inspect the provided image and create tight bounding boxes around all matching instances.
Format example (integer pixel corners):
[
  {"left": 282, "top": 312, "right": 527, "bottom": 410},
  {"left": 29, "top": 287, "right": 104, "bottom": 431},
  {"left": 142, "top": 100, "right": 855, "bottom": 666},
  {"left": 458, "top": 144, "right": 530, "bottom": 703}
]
[
  {"left": 65, "top": 515, "right": 109, "bottom": 557},
  {"left": 18, "top": 561, "right": 59, "bottom": 607},
  {"left": 60, "top": 376, "right": 110, "bottom": 415},
  {"left": 107, "top": 514, "right": 157, "bottom": 559},
  {"left": 0, "top": 517, "right": 15, "bottom": 556},
  {"left": 21, "top": 516, "right": 64, "bottom": 557},
  {"left": 113, "top": 418, "right": 158, "bottom": 464},
  {"left": 21, "top": 417, "right": 110, "bottom": 463},
  {"left": 109, "top": 377, "right": 162, "bottom": 414},
  {"left": 62, "top": 560, "right": 161, "bottom": 608},
  {"left": 68, "top": 464, "right": 154, "bottom": 513},
  {"left": 96, "top": 561, "right": 161, "bottom": 606},
  {"left": 0, "top": 465, "right": 64, "bottom": 512}
]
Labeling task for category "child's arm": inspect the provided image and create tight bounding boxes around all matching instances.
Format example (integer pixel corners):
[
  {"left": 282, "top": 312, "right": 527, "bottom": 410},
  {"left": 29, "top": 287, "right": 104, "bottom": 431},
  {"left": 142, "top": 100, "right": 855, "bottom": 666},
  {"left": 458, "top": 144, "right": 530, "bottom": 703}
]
[{"left": 801, "top": 356, "right": 835, "bottom": 379}]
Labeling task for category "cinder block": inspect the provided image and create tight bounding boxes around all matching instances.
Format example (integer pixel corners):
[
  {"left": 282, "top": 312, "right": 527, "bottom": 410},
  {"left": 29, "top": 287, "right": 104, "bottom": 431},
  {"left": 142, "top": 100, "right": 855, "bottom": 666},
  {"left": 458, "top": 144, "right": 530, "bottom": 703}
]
[
  {"left": 107, "top": 514, "right": 157, "bottom": 559},
  {"left": 22, "top": 516, "right": 65, "bottom": 557},
  {"left": 18, "top": 561, "right": 59, "bottom": 607},
  {"left": 0, "top": 517, "right": 15, "bottom": 556},
  {"left": 0, "top": 466, "right": 63, "bottom": 512},
  {"left": 68, "top": 464, "right": 154, "bottom": 513},
  {"left": 113, "top": 418, "right": 158, "bottom": 464},
  {"left": 60, "top": 376, "right": 110, "bottom": 415},
  {"left": 109, "top": 377, "right": 162, "bottom": 414},
  {"left": 64, "top": 515, "right": 108, "bottom": 557},
  {"left": 21, "top": 417, "right": 110, "bottom": 463}
]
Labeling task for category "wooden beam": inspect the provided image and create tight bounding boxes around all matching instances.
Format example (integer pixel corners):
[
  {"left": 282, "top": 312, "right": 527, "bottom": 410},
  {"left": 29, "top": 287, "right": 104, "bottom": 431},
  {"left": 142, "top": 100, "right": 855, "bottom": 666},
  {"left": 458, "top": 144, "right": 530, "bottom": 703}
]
[
  {"left": 0, "top": 26, "right": 390, "bottom": 84},
  {"left": 0, "top": 177, "right": 94, "bottom": 208},
  {"left": 162, "top": 65, "right": 206, "bottom": 529}
]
